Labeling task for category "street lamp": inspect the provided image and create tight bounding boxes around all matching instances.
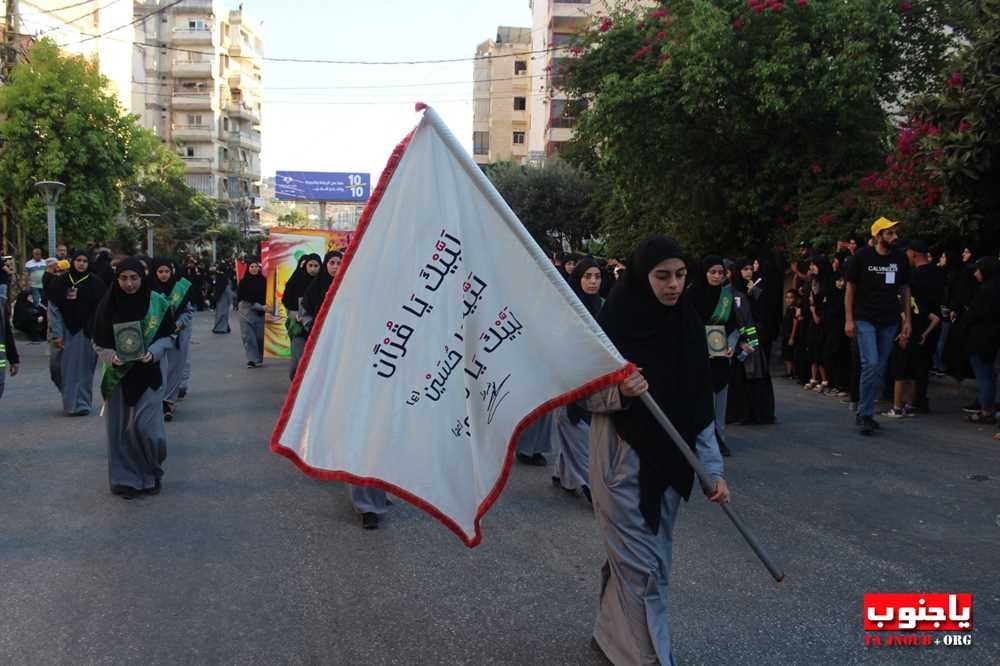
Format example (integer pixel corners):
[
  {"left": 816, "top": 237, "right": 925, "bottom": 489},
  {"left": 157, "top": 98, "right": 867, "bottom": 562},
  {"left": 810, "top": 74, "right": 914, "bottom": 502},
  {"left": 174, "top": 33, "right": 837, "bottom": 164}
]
[
  {"left": 137, "top": 213, "right": 161, "bottom": 256},
  {"left": 35, "top": 180, "right": 65, "bottom": 259}
]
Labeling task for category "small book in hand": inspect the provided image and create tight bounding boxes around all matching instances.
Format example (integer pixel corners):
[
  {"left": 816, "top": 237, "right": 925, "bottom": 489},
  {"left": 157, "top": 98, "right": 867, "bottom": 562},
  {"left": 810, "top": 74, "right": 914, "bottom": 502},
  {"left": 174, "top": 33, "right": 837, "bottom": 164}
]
[{"left": 113, "top": 320, "right": 146, "bottom": 363}]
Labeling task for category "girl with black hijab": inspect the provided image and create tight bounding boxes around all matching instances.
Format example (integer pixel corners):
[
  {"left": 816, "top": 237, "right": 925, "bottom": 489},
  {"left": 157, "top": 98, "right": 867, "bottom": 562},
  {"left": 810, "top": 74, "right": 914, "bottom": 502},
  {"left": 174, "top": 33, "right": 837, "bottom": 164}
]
[
  {"left": 549, "top": 257, "right": 603, "bottom": 500},
  {"left": 965, "top": 257, "right": 1000, "bottom": 425},
  {"left": 150, "top": 258, "right": 194, "bottom": 421},
  {"left": 726, "top": 258, "right": 776, "bottom": 425},
  {"left": 282, "top": 253, "right": 322, "bottom": 380},
  {"left": 300, "top": 250, "right": 342, "bottom": 332},
  {"left": 92, "top": 258, "right": 176, "bottom": 499},
  {"left": 805, "top": 256, "right": 834, "bottom": 393},
  {"left": 211, "top": 260, "right": 235, "bottom": 333},
  {"left": 689, "top": 255, "right": 740, "bottom": 456},
  {"left": 237, "top": 258, "right": 267, "bottom": 368},
  {"left": 582, "top": 234, "right": 727, "bottom": 665},
  {"left": 48, "top": 250, "right": 105, "bottom": 415}
]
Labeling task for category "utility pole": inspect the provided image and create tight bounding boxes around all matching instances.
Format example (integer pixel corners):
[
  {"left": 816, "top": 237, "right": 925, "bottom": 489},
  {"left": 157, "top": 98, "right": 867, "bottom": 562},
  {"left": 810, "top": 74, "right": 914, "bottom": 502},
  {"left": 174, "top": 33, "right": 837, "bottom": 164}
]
[{"left": 1, "top": 0, "right": 20, "bottom": 262}]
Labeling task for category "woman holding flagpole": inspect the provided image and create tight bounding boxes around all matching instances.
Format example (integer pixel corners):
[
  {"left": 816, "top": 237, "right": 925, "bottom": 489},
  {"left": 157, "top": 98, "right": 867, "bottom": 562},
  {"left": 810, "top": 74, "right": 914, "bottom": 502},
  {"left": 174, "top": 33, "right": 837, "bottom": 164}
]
[
  {"left": 47, "top": 250, "right": 105, "bottom": 416},
  {"left": 585, "top": 234, "right": 728, "bottom": 665},
  {"left": 282, "top": 252, "right": 322, "bottom": 381},
  {"left": 92, "top": 258, "right": 176, "bottom": 499},
  {"left": 303, "top": 249, "right": 385, "bottom": 529},
  {"left": 550, "top": 257, "right": 604, "bottom": 501},
  {"left": 150, "top": 258, "right": 194, "bottom": 421},
  {"left": 237, "top": 258, "right": 267, "bottom": 368}
]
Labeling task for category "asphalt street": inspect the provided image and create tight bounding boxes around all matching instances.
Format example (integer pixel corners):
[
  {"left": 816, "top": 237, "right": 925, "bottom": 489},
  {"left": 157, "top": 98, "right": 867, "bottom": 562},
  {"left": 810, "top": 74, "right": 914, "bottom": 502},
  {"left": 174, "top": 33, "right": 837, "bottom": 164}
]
[{"left": 1, "top": 311, "right": 998, "bottom": 665}]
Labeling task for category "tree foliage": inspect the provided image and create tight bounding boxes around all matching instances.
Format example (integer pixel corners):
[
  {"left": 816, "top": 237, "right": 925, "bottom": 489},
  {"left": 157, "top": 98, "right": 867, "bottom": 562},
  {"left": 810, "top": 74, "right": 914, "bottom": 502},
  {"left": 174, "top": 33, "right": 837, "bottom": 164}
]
[
  {"left": 562, "top": 0, "right": 970, "bottom": 257},
  {"left": 485, "top": 159, "right": 602, "bottom": 251},
  {"left": 0, "top": 40, "right": 149, "bottom": 248}
]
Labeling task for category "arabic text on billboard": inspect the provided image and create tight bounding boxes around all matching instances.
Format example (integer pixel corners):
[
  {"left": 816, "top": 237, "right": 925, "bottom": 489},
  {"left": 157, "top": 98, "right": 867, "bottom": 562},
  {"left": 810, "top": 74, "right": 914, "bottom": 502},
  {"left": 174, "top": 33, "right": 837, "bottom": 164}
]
[{"left": 275, "top": 171, "right": 370, "bottom": 202}]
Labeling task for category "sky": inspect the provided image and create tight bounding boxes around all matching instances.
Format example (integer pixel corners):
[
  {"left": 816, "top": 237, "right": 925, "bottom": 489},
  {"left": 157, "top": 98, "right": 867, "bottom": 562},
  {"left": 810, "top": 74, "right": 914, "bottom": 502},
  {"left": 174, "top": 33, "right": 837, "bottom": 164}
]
[{"left": 227, "top": 0, "right": 534, "bottom": 184}]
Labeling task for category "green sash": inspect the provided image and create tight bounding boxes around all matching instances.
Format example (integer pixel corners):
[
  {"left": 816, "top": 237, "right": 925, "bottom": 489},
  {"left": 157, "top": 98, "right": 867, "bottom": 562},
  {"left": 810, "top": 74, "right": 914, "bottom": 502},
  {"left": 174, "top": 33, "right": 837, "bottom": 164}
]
[
  {"left": 285, "top": 315, "right": 306, "bottom": 340},
  {"left": 100, "top": 292, "right": 170, "bottom": 400},
  {"left": 709, "top": 286, "right": 734, "bottom": 325},
  {"left": 168, "top": 278, "right": 192, "bottom": 312}
]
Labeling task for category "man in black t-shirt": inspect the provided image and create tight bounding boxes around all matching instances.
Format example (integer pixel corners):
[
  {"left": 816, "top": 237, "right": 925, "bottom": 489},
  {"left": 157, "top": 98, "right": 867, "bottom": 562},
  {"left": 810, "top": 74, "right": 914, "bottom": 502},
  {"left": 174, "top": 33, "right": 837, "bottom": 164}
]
[
  {"left": 792, "top": 241, "right": 812, "bottom": 290},
  {"left": 844, "top": 217, "right": 912, "bottom": 434},
  {"left": 884, "top": 239, "right": 943, "bottom": 416}
]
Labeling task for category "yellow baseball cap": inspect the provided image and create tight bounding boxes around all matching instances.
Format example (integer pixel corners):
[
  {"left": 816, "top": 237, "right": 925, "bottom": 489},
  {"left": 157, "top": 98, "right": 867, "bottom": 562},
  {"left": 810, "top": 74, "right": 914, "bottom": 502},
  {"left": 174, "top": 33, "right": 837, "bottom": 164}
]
[{"left": 870, "top": 216, "right": 900, "bottom": 238}]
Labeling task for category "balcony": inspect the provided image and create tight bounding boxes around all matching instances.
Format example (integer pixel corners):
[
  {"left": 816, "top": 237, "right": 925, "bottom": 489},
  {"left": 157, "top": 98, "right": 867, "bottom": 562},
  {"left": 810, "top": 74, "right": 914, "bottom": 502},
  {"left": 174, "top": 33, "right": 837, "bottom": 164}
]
[
  {"left": 180, "top": 156, "right": 213, "bottom": 173},
  {"left": 172, "top": 59, "right": 213, "bottom": 78},
  {"left": 228, "top": 130, "right": 261, "bottom": 152},
  {"left": 171, "top": 90, "right": 213, "bottom": 110},
  {"left": 546, "top": 125, "right": 575, "bottom": 143},
  {"left": 511, "top": 109, "right": 529, "bottom": 125},
  {"left": 172, "top": 0, "right": 213, "bottom": 13},
  {"left": 221, "top": 159, "right": 261, "bottom": 177},
  {"left": 550, "top": 0, "right": 591, "bottom": 32},
  {"left": 226, "top": 100, "right": 260, "bottom": 123},
  {"left": 172, "top": 27, "right": 213, "bottom": 45},
  {"left": 172, "top": 124, "right": 214, "bottom": 142}
]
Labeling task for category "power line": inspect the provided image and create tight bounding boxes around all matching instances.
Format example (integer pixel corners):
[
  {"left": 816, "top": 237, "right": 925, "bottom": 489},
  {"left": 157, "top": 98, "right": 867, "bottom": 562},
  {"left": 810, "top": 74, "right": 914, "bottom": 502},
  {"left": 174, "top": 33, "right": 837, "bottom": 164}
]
[
  {"left": 56, "top": 0, "right": 183, "bottom": 47},
  {"left": 19, "top": 0, "right": 102, "bottom": 15},
  {"left": 34, "top": 0, "right": 125, "bottom": 38}
]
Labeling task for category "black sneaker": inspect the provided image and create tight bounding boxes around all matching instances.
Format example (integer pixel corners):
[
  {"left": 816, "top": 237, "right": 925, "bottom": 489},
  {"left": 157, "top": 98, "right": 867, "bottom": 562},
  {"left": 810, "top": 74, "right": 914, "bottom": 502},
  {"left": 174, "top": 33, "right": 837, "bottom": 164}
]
[
  {"left": 962, "top": 401, "right": 981, "bottom": 414},
  {"left": 856, "top": 415, "right": 879, "bottom": 435},
  {"left": 361, "top": 512, "right": 379, "bottom": 530}
]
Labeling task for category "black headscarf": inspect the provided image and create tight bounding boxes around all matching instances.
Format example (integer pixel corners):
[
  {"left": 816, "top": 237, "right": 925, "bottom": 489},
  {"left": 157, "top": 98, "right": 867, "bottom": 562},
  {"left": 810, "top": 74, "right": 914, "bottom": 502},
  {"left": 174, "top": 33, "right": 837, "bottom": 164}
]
[
  {"left": 282, "top": 253, "right": 322, "bottom": 311},
  {"left": 92, "top": 249, "right": 114, "bottom": 287},
  {"left": 597, "top": 235, "right": 715, "bottom": 533},
  {"left": 213, "top": 262, "right": 235, "bottom": 301},
  {"left": 237, "top": 259, "right": 267, "bottom": 306},
  {"left": 301, "top": 251, "right": 342, "bottom": 317},
  {"left": 150, "top": 257, "right": 193, "bottom": 313},
  {"left": 569, "top": 257, "right": 603, "bottom": 318},
  {"left": 48, "top": 250, "right": 106, "bottom": 337},
  {"left": 689, "top": 255, "right": 736, "bottom": 392},
  {"left": 92, "top": 257, "right": 176, "bottom": 406}
]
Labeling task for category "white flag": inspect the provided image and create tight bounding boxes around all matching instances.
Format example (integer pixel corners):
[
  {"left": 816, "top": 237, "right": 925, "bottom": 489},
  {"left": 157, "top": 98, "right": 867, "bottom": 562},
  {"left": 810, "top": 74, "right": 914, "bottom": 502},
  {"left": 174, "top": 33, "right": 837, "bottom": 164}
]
[{"left": 271, "top": 106, "right": 630, "bottom": 546}]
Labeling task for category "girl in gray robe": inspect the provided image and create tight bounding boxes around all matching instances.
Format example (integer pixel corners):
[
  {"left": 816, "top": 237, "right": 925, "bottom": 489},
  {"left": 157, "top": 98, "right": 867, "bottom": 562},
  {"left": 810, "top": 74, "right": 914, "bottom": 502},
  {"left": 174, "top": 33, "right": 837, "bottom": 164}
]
[
  {"left": 0, "top": 288, "right": 20, "bottom": 400},
  {"left": 586, "top": 235, "right": 729, "bottom": 665},
  {"left": 47, "top": 251, "right": 105, "bottom": 416},
  {"left": 92, "top": 258, "right": 176, "bottom": 500},
  {"left": 281, "top": 253, "right": 322, "bottom": 381},
  {"left": 550, "top": 258, "right": 605, "bottom": 499},
  {"left": 151, "top": 258, "right": 194, "bottom": 420},
  {"left": 212, "top": 265, "right": 234, "bottom": 334},
  {"left": 237, "top": 259, "right": 267, "bottom": 368}
]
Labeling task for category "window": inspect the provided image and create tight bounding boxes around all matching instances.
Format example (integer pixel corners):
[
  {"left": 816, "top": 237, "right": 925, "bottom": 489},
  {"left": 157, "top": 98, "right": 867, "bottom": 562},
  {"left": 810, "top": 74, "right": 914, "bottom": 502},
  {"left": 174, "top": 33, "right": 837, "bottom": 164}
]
[
  {"left": 188, "top": 19, "right": 207, "bottom": 31},
  {"left": 514, "top": 60, "right": 527, "bottom": 75},
  {"left": 187, "top": 114, "right": 202, "bottom": 125},
  {"left": 473, "top": 131, "right": 489, "bottom": 155},
  {"left": 185, "top": 146, "right": 195, "bottom": 157},
  {"left": 513, "top": 131, "right": 525, "bottom": 145},
  {"left": 513, "top": 97, "right": 526, "bottom": 111}
]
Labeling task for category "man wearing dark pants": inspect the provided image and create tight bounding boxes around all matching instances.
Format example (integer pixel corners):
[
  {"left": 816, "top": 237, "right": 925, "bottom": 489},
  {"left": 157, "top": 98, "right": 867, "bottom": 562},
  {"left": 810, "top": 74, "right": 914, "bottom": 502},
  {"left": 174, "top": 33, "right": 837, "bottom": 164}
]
[{"left": 844, "top": 217, "right": 912, "bottom": 435}]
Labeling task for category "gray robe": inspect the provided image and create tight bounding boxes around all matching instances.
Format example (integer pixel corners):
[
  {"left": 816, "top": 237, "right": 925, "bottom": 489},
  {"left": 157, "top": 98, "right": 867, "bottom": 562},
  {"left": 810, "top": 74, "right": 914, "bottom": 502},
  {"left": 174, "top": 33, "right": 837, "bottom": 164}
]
[
  {"left": 213, "top": 285, "right": 232, "bottom": 333},
  {"left": 163, "top": 303, "right": 193, "bottom": 402},
  {"left": 550, "top": 405, "right": 590, "bottom": 491},
  {"left": 516, "top": 411, "right": 553, "bottom": 456},
  {"left": 50, "top": 304, "right": 97, "bottom": 415},
  {"left": 48, "top": 304, "right": 63, "bottom": 391},
  {"left": 584, "top": 386, "right": 724, "bottom": 666},
  {"left": 351, "top": 486, "right": 387, "bottom": 515},
  {"left": 96, "top": 336, "right": 173, "bottom": 491},
  {"left": 288, "top": 325, "right": 307, "bottom": 381},
  {"left": 0, "top": 297, "right": 9, "bottom": 399},
  {"left": 238, "top": 301, "right": 265, "bottom": 364}
]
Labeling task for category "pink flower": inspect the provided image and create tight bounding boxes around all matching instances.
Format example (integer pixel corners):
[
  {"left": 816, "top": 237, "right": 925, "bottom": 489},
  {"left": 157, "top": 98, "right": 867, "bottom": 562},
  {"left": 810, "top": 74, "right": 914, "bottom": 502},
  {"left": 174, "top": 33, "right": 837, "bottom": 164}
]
[
  {"left": 783, "top": 202, "right": 794, "bottom": 213},
  {"left": 598, "top": 17, "right": 612, "bottom": 32},
  {"left": 770, "top": 0, "right": 784, "bottom": 10},
  {"left": 569, "top": 46, "right": 582, "bottom": 56},
  {"left": 796, "top": 0, "right": 807, "bottom": 6},
  {"left": 655, "top": 31, "right": 667, "bottom": 42},
  {"left": 650, "top": 8, "right": 668, "bottom": 20},
  {"left": 899, "top": 1, "right": 912, "bottom": 11},
  {"left": 731, "top": 18, "right": 744, "bottom": 30},
  {"left": 810, "top": 163, "right": 823, "bottom": 175},
  {"left": 817, "top": 214, "right": 834, "bottom": 225},
  {"left": 658, "top": 53, "right": 671, "bottom": 65},
  {"left": 751, "top": 3, "right": 765, "bottom": 13},
  {"left": 947, "top": 71, "right": 963, "bottom": 89},
  {"left": 959, "top": 120, "right": 971, "bottom": 132}
]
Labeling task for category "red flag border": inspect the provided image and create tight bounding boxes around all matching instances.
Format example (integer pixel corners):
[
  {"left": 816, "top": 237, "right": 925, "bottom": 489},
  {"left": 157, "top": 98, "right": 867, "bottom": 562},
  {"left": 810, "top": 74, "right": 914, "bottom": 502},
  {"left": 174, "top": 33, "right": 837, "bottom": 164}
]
[{"left": 269, "top": 110, "right": 633, "bottom": 547}]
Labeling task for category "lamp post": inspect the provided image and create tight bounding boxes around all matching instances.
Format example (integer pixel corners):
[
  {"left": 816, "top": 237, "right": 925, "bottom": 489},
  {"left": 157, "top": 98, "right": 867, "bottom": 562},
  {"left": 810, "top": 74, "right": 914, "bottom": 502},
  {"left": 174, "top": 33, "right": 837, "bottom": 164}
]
[
  {"left": 137, "top": 213, "right": 161, "bottom": 256},
  {"left": 34, "top": 181, "right": 65, "bottom": 259},
  {"left": 207, "top": 229, "right": 221, "bottom": 264}
]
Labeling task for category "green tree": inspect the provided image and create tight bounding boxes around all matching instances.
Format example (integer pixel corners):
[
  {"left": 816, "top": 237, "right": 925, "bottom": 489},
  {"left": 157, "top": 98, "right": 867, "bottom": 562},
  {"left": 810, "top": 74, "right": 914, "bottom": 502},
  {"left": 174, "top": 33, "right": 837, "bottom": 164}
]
[
  {"left": 562, "top": 0, "right": 970, "bottom": 257},
  {"left": 0, "top": 40, "right": 150, "bottom": 248},
  {"left": 277, "top": 209, "right": 308, "bottom": 226},
  {"left": 485, "top": 159, "right": 602, "bottom": 250}
]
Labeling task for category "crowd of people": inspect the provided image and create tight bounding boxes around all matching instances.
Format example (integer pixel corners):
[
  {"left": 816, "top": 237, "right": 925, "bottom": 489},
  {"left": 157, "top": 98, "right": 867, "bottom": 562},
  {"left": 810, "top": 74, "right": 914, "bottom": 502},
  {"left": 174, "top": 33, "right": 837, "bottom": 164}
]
[{"left": 1, "top": 217, "right": 998, "bottom": 664}]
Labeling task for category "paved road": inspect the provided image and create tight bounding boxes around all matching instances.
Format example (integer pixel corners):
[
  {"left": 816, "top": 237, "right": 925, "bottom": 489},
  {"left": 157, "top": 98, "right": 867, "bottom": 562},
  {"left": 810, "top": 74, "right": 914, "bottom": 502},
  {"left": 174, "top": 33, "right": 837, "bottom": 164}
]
[{"left": 1, "top": 311, "right": 998, "bottom": 665}]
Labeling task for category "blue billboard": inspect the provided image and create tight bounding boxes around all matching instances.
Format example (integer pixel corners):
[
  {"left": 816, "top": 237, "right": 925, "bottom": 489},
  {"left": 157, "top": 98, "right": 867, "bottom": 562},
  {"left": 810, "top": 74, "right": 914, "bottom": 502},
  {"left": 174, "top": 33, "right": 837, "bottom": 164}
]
[{"left": 275, "top": 171, "right": 370, "bottom": 202}]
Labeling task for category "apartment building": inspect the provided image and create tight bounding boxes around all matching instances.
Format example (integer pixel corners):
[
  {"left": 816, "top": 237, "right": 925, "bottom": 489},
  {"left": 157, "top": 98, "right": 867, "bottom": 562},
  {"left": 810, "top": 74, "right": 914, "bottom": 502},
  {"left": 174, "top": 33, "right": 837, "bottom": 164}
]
[
  {"left": 16, "top": 0, "right": 136, "bottom": 110},
  {"left": 132, "top": 0, "right": 263, "bottom": 231},
  {"left": 528, "top": 0, "right": 611, "bottom": 160},
  {"left": 472, "top": 26, "right": 532, "bottom": 167}
]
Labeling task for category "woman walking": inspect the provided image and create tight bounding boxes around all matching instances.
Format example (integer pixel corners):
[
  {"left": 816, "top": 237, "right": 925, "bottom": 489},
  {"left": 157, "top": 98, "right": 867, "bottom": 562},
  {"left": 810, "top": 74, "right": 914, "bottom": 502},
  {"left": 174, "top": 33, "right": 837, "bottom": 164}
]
[
  {"left": 282, "top": 253, "right": 321, "bottom": 381},
  {"left": 964, "top": 257, "right": 1000, "bottom": 425},
  {"left": 151, "top": 258, "right": 194, "bottom": 421},
  {"left": 549, "top": 257, "right": 604, "bottom": 500},
  {"left": 92, "top": 258, "right": 176, "bottom": 499},
  {"left": 237, "top": 258, "right": 267, "bottom": 368},
  {"left": 585, "top": 234, "right": 728, "bottom": 665},
  {"left": 48, "top": 250, "right": 105, "bottom": 415},
  {"left": 212, "top": 262, "right": 235, "bottom": 334}
]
